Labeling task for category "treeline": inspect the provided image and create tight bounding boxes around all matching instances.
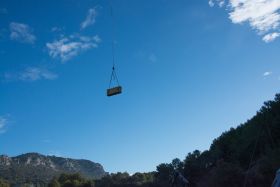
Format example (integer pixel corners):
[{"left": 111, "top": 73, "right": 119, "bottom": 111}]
[
  {"left": 48, "top": 173, "right": 93, "bottom": 187},
  {"left": 153, "top": 94, "right": 280, "bottom": 187},
  {"left": 2, "top": 94, "right": 280, "bottom": 187},
  {"left": 48, "top": 172, "right": 155, "bottom": 187},
  {"left": 0, "top": 178, "right": 10, "bottom": 187}
]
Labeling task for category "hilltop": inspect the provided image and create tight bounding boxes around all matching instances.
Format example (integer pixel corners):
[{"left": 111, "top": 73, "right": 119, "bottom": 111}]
[{"left": 0, "top": 153, "right": 106, "bottom": 185}]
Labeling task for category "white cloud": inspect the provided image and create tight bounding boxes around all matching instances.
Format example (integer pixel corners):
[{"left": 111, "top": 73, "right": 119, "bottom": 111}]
[
  {"left": 0, "top": 116, "right": 8, "bottom": 134},
  {"left": 19, "top": 67, "right": 58, "bottom": 81},
  {"left": 209, "top": 0, "right": 225, "bottom": 7},
  {"left": 263, "top": 71, "right": 272, "bottom": 76},
  {"left": 81, "top": 8, "right": 98, "bottom": 29},
  {"left": 209, "top": 0, "right": 215, "bottom": 7},
  {"left": 219, "top": 1, "right": 225, "bottom": 7},
  {"left": 4, "top": 67, "right": 58, "bottom": 82},
  {"left": 9, "top": 22, "right": 36, "bottom": 44},
  {"left": 210, "top": 0, "right": 280, "bottom": 42},
  {"left": 262, "top": 32, "right": 280, "bottom": 42},
  {"left": 46, "top": 34, "right": 101, "bottom": 62}
]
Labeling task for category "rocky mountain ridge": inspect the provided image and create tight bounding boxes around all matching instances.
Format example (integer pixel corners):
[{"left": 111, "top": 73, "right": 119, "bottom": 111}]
[{"left": 0, "top": 152, "right": 106, "bottom": 184}]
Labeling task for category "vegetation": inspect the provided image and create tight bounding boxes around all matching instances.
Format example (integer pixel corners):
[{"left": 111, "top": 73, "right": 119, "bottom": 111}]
[
  {"left": 48, "top": 173, "right": 94, "bottom": 187},
  {"left": 1, "top": 94, "right": 280, "bottom": 186},
  {"left": 0, "top": 178, "right": 10, "bottom": 187},
  {"left": 0, "top": 153, "right": 105, "bottom": 186},
  {"left": 150, "top": 94, "right": 280, "bottom": 187},
  {"left": 94, "top": 172, "right": 155, "bottom": 187}
]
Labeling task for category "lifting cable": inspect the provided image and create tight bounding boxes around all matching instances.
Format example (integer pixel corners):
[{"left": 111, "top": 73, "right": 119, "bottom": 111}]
[
  {"left": 108, "top": 66, "right": 120, "bottom": 88},
  {"left": 107, "top": 0, "right": 122, "bottom": 96},
  {"left": 108, "top": 0, "right": 118, "bottom": 88}
]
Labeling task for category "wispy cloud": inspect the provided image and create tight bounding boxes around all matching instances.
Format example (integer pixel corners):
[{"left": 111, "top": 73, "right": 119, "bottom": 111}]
[
  {"left": 133, "top": 50, "right": 159, "bottom": 63},
  {"left": 210, "top": 0, "right": 280, "bottom": 42},
  {"left": 209, "top": 0, "right": 224, "bottom": 7},
  {"left": 0, "top": 116, "right": 8, "bottom": 134},
  {"left": 209, "top": 0, "right": 215, "bottom": 7},
  {"left": 263, "top": 71, "right": 272, "bottom": 76},
  {"left": 4, "top": 67, "right": 58, "bottom": 82},
  {"left": 20, "top": 67, "right": 58, "bottom": 81},
  {"left": 46, "top": 34, "right": 101, "bottom": 62},
  {"left": 263, "top": 32, "right": 280, "bottom": 42},
  {"left": 9, "top": 22, "right": 36, "bottom": 44},
  {"left": 81, "top": 7, "right": 98, "bottom": 30},
  {"left": 51, "top": 27, "right": 63, "bottom": 33}
]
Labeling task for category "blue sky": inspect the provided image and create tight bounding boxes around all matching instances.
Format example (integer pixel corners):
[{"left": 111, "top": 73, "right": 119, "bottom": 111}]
[{"left": 1, "top": 0, "right": 280, "bottom": 174}]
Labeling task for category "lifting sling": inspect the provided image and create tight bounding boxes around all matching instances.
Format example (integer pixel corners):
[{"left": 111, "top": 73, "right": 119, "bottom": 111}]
[{"left": 107, "top": 66, "right": 122, "bottom": 96}]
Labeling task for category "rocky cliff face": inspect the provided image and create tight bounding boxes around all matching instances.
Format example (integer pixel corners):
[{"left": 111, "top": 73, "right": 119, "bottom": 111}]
[{"left": 0, "top": 153, "right": 106, "bottom": 184}]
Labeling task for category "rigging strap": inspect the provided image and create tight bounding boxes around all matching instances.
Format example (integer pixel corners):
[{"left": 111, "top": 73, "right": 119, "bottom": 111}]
[{"left": 109, "top": 66, "right": 120, "bottom": 88}]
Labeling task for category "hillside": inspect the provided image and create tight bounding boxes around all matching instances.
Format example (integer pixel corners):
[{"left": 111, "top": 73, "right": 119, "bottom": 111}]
[
  {"left": 93, "top": 94, "right": 280, "bottom": 187},
  {"left": 0, "top": 153, "right": 106, "bottom": 185},
  {"left": 152, "top": 94, "right": 280, "bottom": 187}
]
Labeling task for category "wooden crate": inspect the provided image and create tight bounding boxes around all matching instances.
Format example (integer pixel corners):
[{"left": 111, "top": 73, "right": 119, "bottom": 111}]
[{"left": 107, "top": 86, "right": 122, "bottom": 96}]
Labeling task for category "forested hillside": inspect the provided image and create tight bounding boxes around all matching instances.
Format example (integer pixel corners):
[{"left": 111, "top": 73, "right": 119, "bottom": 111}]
[{"left": 91, "top": 93, "right": 280, "bottom": 187}]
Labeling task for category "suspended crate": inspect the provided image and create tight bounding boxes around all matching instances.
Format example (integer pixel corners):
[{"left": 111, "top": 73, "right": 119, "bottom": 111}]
[
  {"left": 107, "top": 86, "right": 122, "bottom": 96},
  {"left": 107, "top": 67, "right": 122, "bottom": 97}
]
